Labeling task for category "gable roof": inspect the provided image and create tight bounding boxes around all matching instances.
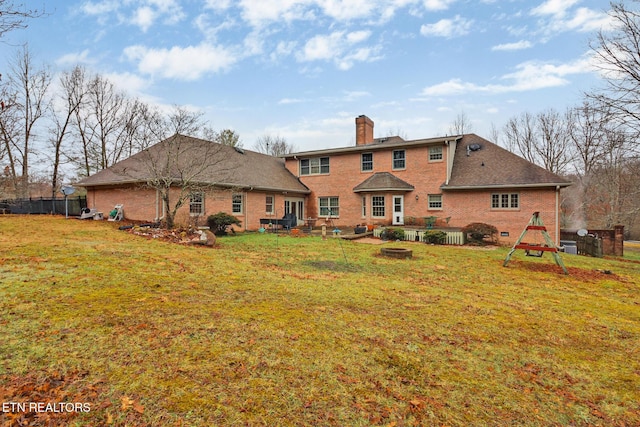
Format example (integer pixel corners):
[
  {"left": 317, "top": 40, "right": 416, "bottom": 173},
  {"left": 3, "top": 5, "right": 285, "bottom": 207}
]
[
  {"left": 353, "top": 172, "right": 415, "bottom": 192},
  {"left": 443, "top": 134, "right": 572, "bottom": 190},
  {"left": 77, "top": 134, "right": 310, "bottom": 194}
]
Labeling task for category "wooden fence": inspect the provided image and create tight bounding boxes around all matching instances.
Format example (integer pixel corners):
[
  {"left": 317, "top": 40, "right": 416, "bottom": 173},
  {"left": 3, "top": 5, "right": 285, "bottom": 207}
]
[
  {"left": 374, "top": 227, "right": 465, "bottom": 245},
  {"left": 575, "top": 235, "right": 603, "bottom": 258}
]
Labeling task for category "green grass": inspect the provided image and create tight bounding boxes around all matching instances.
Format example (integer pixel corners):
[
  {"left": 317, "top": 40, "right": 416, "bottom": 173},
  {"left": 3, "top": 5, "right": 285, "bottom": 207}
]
[{"left": 0, "top": 216, "right": 639, "bottom": 426}]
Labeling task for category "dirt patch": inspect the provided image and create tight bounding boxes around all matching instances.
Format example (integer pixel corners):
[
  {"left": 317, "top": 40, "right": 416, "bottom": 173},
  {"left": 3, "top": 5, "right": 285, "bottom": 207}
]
[
  {"left": 352, "top": 237, "right": 386, "bottom": 245},
  {"left": 510, "top": 260, "right": 627, "bottom": 282}
]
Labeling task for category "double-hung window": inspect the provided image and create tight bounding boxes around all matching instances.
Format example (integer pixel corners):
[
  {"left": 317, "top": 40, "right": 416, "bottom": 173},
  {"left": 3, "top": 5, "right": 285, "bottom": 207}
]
[
  {"left": 491, "top": 193, "right": 519, "bottom": 209},
  {"left": 189, "top": 192, "right": 204, "bottom": 216},
  {"left": 429, "top": 146, "right": 443, "bottom": 161},
  {"left": 265, "top": 195, "right": 274, "bottom": 214},
  {"left": 319, "top": 197, "right": 339, "bottom": 217},
  {"left": 300, "top": 157, "right": 330, "bottom": 175},
  {"left": 372, "top": 195, "right": 385, "bottom": 217},
  {"left": 428, "top": 194, "right": 442, "bottom": 210},
  {"left": 232, "top": 193, "right": 243, "bottom": 214},
  {"left": 393, "top": 150, "right": 405, "bottom": 170},
  {"left": 361, "top": 153, "right": 373, "bottom": 171}
]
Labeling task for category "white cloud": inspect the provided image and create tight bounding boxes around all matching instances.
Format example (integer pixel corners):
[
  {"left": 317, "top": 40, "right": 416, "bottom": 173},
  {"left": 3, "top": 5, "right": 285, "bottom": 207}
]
[
  {"left": 204, "top": 0, "right": 233, "bottom": 11},
  {"left": 317, "top": 0, "right": 376, "bottom": 21},
  {"left": 530, "top": 1, "right": 610, "bottom": 37},
  {"left": 123, "top": 43, "right": 239, "bottom": 80},
  {"left": 530, "top": 0, "right": 580, "bottom": 18},
  {"left": 422, "top": 0, "right": 456, "bottom": 11},
  {"left": 55, "top": 50, "right": 95, "bottom": 67},
  {"left": 278, "top": 98, "right": 305, "bottom": 105},
  {"left": 297, "top": 30, "right": 380, "bottom": 69},
  {"left": 421, "top": 57, "right": 594, "bottom": 96},
  {"left": 132, "top": 6, "right": 156, "bottom": 32},
  {"left": 491, "top": 40, "right": 533, "bottom": 51},
  {"left": 420, "top": 15, "right": 473, "bottom": 38}
]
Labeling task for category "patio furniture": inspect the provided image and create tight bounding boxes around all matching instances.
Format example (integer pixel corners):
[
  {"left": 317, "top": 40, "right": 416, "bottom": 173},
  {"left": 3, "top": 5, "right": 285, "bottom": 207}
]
[{"left": 424, "top": 216, "right": 437, "bottom": 229}]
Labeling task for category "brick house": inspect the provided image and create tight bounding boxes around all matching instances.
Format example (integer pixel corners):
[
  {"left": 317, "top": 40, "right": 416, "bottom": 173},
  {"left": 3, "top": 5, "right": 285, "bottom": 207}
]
[
  {"left": 282, "top": 115, "right": 571, "bottom": 244},
  {"left": 77, "top": 134, "right": 310, "bottom": 229},
  {"left": 77, "top": 116, "right": 570, "bottom": 244}
]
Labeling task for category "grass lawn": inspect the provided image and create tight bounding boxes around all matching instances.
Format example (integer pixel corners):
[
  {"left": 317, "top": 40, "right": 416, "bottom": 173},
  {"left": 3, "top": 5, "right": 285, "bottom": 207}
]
[{"left": 0, "top": 215, "right": 639, "bottom": 426}]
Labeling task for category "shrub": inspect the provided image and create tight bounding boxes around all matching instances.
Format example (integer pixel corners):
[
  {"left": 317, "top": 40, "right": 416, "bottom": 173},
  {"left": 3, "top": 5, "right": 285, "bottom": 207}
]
[
  {"left": 207, "top": 212, "right": 241, "bottom": 236},
  {"left": 423, "top": 230, "right": 447, "bottom": 244},
  {"left": 380, "top": 228, "right": 405, "bottom": 241},
  {"left": 462, "top": 222, "right": 498, "bottom": 245}
]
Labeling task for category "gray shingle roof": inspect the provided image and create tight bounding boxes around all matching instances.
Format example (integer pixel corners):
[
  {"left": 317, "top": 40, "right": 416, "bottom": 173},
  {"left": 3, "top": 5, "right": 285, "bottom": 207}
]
[
  {"left": 443, "top": 134, "right": 572, "bottom": 189},
  {"left": 353, "top": 172, "right": 415, "bottom": 192},
  {"left": 77, "top": 134, "right": 310, "bottom": 194}
]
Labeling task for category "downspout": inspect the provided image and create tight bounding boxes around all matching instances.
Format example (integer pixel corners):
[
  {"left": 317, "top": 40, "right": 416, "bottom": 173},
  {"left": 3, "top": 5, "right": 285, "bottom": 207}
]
[
  {"left": 155, "top": 189, "right": 166, "bottom": 223},
  {"left": 555, "top": 185, "right": 560, "bottom": 247}
]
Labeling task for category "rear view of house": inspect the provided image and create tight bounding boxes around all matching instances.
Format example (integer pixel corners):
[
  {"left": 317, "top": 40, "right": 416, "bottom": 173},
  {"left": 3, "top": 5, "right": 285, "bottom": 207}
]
[
  {"left": 78, "top": 116, "right": 570, "bottom": 244},
  {"left": 282, "top": 115, "right": 571, "bottom": 243}
]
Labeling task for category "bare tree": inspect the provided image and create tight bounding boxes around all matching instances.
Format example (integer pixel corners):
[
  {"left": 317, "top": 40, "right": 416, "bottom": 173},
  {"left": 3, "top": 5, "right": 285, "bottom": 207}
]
[
  {"left": 0, "top": 45, "right": 51, "bottom": 197},
  {"left": 48, "top": 65, "right": 86, "bottom": 198},
  {"left": 214, "top": 128, "right": 242, "bottom": 147},
  {"left": 503, "top": 111, "right": 537, "bottom": 164},
  {"left": 502, "top": 109, "right": 571, "bottom": 174},
  {"left": 448, "top": 110, "right": 473, "bottom": 135},
  {"left": 253, "top": 134, "right": 297, "bottom": 156},
  {"left": 73, "top": 73, "right": 143, "bottom": 177},
  {"left": 0, "top": 1, "right": 45, "bottom": 39},
  {"left": 588, "top": 1, "right": 640, "bottom": 140},
  {"left": 130, "top": 106, "right": 237, "bottom": 229}
]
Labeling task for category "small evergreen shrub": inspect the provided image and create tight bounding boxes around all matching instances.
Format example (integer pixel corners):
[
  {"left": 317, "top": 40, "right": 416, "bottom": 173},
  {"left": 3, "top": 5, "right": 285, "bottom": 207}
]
[
  {"left": 423, "top": 230, "right": 447, "bottom": 244},
  {"left": 462, "top": 222, "right": 498, "bottom": 245},
  {"left": 380, "top": 228, "right": 405, "bottom": 241},
  {"left": 207, "top": 212, "right": 241, "bottom": 236}
]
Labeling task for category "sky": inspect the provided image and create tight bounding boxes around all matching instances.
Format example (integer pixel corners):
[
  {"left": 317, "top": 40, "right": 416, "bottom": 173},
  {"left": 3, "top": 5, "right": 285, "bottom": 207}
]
[{"left": 2, "top": 0, "right": 613, "bottom": 152}]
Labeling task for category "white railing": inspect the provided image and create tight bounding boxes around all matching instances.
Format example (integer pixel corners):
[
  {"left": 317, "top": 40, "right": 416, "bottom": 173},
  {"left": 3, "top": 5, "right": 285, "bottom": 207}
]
[{"left": 373, "top": 228, "right": 465, "bottom": 245}]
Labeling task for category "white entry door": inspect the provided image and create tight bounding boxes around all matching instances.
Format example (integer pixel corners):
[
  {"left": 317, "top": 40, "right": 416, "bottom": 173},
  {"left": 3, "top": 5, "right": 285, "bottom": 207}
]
[{"left": 393, "top": 195, "right": 404, "bottom": 225}]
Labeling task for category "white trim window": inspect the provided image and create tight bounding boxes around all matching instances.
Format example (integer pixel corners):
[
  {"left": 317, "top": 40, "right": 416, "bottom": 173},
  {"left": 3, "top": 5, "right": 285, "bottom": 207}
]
[
  {"left": 428, "top": 194, "right": 442, "bottom": 210},
  {"left": 189, "top": 192, "right": 204, "bottom": 216},
  {"left": 232, "top": 193, "right": 244, "bottom": 214},
  {"left": 265, "top": 195, "right": 274, "bottom": 214},
  {"left": 491, "top": 193, "right": 519, "bottom": 209},
  {"left": 319, "top": 197, "right": 339, "bottom": 217},
  {"left": 393, "top": 150, "right": 406, "bottom": 170},
  {"left": 372, "top": 195, "right": 385, "bottom": 217},
  {"left": 300, "top": 157, "right": 330, "bottom": 175},
  {"left": 361, "top": 153, "right": 373, "bottom": 171},
  {"left": 429, "top": 146, "right": 443, "bottom": 161},
  {"left": 361, "top": 196, "right": 367, "bottom": 217}
]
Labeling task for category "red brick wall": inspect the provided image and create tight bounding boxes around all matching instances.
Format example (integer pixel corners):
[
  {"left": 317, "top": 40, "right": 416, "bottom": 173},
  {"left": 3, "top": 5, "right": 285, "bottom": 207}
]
[
  {"left": 285, "top": 147, "right": 561, "bottom": 244},
  {"left": 85, "top": 185, "right": 306, "bottom": 231},
  {"left": 444, "top": 189, "right": 559, "bottom": 244}
]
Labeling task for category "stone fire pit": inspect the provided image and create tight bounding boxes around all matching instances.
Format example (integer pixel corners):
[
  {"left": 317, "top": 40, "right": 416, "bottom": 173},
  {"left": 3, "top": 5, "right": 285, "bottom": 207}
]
[{"left": 380, "top": 247, "right": 413, "bottom": 259}]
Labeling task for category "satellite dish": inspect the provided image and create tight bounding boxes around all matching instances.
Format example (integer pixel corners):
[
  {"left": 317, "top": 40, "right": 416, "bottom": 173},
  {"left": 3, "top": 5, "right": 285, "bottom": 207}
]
[
  {"left": 577, "top": 228, "right": 588, "bottom": 237},
  {"left": 61, "top": 186, "right": 75, "bottom": 196}
]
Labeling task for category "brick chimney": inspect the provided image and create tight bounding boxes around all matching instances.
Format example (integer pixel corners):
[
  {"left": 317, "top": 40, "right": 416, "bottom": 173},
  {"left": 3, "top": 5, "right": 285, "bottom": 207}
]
[{"left": 355, "top": 115, "right": 374, "bottom": 145}]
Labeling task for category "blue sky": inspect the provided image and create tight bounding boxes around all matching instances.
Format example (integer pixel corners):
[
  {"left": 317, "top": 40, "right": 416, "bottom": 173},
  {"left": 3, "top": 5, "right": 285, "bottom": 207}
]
[{"left": 4, "top": 0, "right": 611, "bottom": 152}]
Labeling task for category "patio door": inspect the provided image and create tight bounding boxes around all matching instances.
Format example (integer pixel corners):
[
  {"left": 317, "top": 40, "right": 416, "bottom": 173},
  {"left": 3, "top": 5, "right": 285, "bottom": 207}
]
[
  {"left": 284, "top": 197, "right": 304, "bottom": 225},
  {"left": 393, "top": 195, "right": 404, "bottom": 225}
]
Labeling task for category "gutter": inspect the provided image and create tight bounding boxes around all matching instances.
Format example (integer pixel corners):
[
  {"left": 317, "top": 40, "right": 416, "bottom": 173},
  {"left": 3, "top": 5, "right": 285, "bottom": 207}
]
[{"left": 441, "top": 182, "right": 572, "bottom": 191}]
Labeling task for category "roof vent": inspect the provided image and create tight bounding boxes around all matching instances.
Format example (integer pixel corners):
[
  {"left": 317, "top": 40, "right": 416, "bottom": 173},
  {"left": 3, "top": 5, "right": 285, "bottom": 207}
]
[{"left": 234, "top": 146, "right": 245, "bottom": 154}]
